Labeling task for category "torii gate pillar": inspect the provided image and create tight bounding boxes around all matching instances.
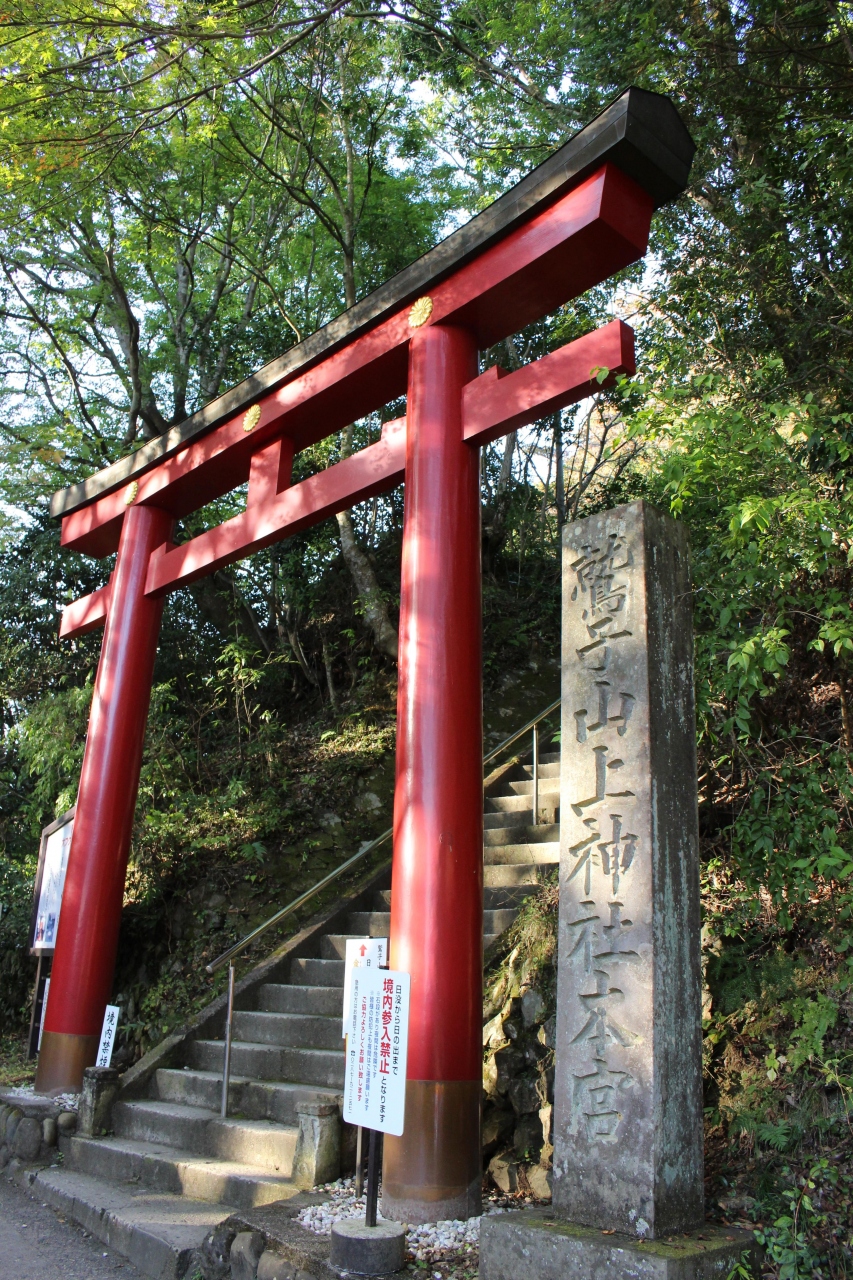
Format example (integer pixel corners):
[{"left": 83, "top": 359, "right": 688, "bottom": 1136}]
[
  {"left": 384, "top": 323, "right": 483, "bottom": 1221},
  {"left": 36, "top": 503, "right": 172, "bottom": 1093}
]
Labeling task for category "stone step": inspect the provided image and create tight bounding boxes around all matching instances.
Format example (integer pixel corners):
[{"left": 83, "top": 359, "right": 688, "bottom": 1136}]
[
  {"left": 154, "top": 1068, "right": 340, "bottom": 1123},
  {"left": 485, "top": 790, "right": 558, "bottom": 813},
  {"left": 259, "top": 983, "right": 342, "bottom": 1016},
  {"left": 233, "top": 1009, "right": 341, "bottom": 1051},
  {"left": 113, "top": 1100, "right": 297, "bottom": 1174},
  {"left": 60, "top": 1133, "right": 298, "bottom": 1211},
  {"left": 343, "top": 912, "right": 392, "bottom": 936},
  {"left": 485, "top": 809, "right": 559, "bottom": 830},
  {"left": 520, "top": 761, "right": 561, "bottom": 779},
  {"left": 190, "top": 1038, "right": 345, "bottom": 1088},
  {"left": 506, "top": 777, "right": 561, "bottom": 796},
  {"left": 484, "top": 808, "right": 534, "bottom": 830},
  {"left": 35, "top": 1165, "right": 231, "bottom": 1279},
  {"left": 370, "top": 885, "right": 531, "bottom": 910},
  {"left": 323, "top": 915, "right": 515, "bottom": 959},
  {"left": 483, "top": 862, "right": 545, "bottom": 887},
  {"left": 484, "top": 823, "right": 559, "bottom": 847},
  {"left": 345, "top": 909, "right": 515, "bottom": 937},
  {"left": 483, "top": 841, "right": 559, "bottom": 864},
  {"left": 288, "top": 956, "right": 344, "bottom": 987}
]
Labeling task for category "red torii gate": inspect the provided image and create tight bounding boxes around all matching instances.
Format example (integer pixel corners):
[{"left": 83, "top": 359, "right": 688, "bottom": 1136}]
[{"left": 36, "top": 87, "right": 694, "bottom": 1222}]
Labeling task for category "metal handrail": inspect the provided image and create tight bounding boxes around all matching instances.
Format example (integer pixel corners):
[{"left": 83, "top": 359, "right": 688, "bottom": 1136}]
[
  {"left": 482, "top": 695, "right": 561, "bottom": 767},
  {"left": 206, "top": 828, "right": 393, "bottom": 975},
  {"left": 206, "top": 694, "right": 562, "bottom": 977}
]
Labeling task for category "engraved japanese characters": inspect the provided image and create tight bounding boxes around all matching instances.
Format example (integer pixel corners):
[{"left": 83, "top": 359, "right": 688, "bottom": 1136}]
[{"left": 553, "top": 501, "right": 704, "bottom": 1239}]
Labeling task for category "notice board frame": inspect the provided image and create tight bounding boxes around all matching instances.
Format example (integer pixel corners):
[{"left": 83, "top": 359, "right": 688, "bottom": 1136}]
[{"left": 28, "top": 805, "right": 76, "bottom": 956}]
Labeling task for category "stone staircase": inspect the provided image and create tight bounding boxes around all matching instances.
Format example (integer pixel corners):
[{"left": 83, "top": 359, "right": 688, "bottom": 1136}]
[{"left": 32, "top": 738, "right": 560, "bottom": 1278}]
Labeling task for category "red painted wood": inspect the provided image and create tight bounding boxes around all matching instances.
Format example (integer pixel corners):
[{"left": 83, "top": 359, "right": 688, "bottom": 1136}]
[
  {"left": 462, "top": 319, "right": 635, "bottom": 446},
  {"left": 43, "top": 504, "right": 173, "bottom": 1043},
  {"left": 61, "top": 164, "right": 653, "bottom": 556},
  {"left": 390, "top": 323, "right": 483, "bottom": 1082},
  {"left": 63, "top": 324, "right": 637, "bottom": 623},
  {"left": 59, "top": 580, "right": 113, "bottom": 640},
  {"left": 145, "top": 418, "right": 406, "bottom": 596},
  {"left": 247, "top": 436, "right": 295, "bottom": 507}
]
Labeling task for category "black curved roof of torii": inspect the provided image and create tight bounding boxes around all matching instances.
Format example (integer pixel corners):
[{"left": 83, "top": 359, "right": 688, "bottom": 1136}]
[{"left": 50, "top": 85, "right": 695, "bottom": 520}]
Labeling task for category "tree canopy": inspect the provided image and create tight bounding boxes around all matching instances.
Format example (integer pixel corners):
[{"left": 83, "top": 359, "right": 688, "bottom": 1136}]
[{"left": 2, "top": 0, "right": 853, "bottom": 1264}]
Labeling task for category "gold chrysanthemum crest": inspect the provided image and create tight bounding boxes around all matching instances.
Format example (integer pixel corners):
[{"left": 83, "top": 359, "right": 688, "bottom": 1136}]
[
  {"left": 243, "top": 404, "right": 261, "bottom": 433},
  {"left": 408, "top": 296, "right": 433, "bottom": 328},
  {"left": 124, "top": 481, "right": 138, "bottom": 505}
]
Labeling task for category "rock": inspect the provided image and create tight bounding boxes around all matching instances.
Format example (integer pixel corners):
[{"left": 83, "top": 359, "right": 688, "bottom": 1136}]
[
  {"left": 231, "top": 1230, "right": 264, "bottom": 1280},
  {"left": 291, "top": 1102, "right": 340, "bottom": 1188},
  {"left": 482, "top": 1108, "right": 514, "bottom": 1150},
  {"left": 494, "top": 1047, "right": 524, "bottom": 1095},
  {"left": 718, "top": 1194, "right": 756, "bottom": 1214},
  {"left": 5, "top": 1109, "right": 23, "bottom": 1144},
  {"left": 526, "top": 1164, "right": 552, "bottom": 1200},
  {"left": 12, "top": 1117, "right": 42, "bottom": 1162},
  {"left": 78, "top": 1066, "right": 118, "bottom": 1137},
  {"left": 514, "top": 1113, "right": 543, "bottom": 1157},
  {"left": 0, "top": 1144, "right": 9, "bottom": 1170},
  {"left": 257, "top": 1253, "right": 294, "bottom": 1280},
  {"left": 356, "top": 791, "right": 381, "bottom": 813},
  {"left": 482, "top": 1057, "right": 499, "bottom": 1097},
  {"left": 521, "top": 989, "right": 545, "bottom": 1027},
  {"left": 538, "top": 1016, "right": 556, "bottom": 1048},
  {"left": 0, "top": 1105, "right": 8, "bottom": 1131},
  {"left": 483, "top": 1011, "right": 508, "bottom": 1049},
  {"left": 488, "top": 1151, "right": 519, "bottom": 1194},
  {"left": 42, "top": 1118, "right": 57, "bottom": 1147},
  {"left": 508, "top": 1075, "right": 541, "bottom": 1116},
  {"left": 538, "top": 1102, "right": 553, "bottom": 1160},
  {"left": 56, "top": 1111, "right": 77, "bottom": 1134},
  {"left": 197, "top": 1222, "right": 238, "bottom": 1280}
]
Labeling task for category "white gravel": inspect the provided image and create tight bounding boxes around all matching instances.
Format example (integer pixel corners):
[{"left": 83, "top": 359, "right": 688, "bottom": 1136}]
[
  {"left": 297, "top": 1179, "right": 522, "bottom": 1259},
  {"left": 3, "top": 1090, "right": 79, "bottom": 1111},
  {"left": 4, "top": 1084, "right": 79, "bottom": 1111}
]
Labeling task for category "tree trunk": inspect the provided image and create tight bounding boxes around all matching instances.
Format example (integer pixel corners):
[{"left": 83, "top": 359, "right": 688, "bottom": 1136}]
[{"left": 334, "top": 425, "right": 399, "bottom": 661}]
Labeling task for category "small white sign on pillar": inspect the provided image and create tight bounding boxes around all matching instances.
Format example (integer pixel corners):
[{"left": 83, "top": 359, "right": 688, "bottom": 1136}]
[
  {"left": 342, "top": 936, "right": 388, "bottom": 1037},
  {"left": 38, "top": 977, "right": 50, "bottom": 1050},
  {"left": 96, "top": 1004, "right": 121, "bottom": 1068},
  {"left": 343, "top": 967, "right": 410, "bottom": 1136}
]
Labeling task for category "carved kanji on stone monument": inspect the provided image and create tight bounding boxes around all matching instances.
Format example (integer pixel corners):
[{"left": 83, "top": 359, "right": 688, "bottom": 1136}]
[{"left": 553, "top": 500, "right": 704, "bottom": 1239}]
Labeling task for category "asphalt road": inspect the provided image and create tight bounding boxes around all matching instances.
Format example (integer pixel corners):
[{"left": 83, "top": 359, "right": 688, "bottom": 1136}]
[{"left": 0, "top": 1175, "right": 143, "bottom": 1279}]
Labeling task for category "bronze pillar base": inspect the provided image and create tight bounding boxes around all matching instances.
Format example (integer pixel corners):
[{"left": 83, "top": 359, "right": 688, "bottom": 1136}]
[
  {"left": 34, "top": 1030, "right": 99, "bottom": 1095},
  {"left": 381, "top": 1079, "right": 482, "bottom": 1224}
]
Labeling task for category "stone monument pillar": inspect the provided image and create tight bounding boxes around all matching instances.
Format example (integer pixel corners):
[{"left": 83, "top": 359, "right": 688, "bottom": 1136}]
[
  {"left": 552, "top": 499, "right": 703, "bottom": 1236},
  {"left": 480, "top": 501, "right": 759, "bottom": 1280}
]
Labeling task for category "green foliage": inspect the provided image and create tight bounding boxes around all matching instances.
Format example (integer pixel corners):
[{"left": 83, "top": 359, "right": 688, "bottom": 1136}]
[
  {"left": 754, "top": 1164, "right": 833, "bottom": 1280},
  {"left": 0, "top": 1, "right": 852, "bottom": 1270}
]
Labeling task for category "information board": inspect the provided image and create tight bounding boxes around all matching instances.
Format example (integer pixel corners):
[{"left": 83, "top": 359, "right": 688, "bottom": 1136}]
[
  {"left": 343, "top": 967, "right": 409, "bottom": 1136},
  {"left": 342, "top": 936, "right": 387, "bottom": 1038},
  {"left": 29, "top": 808, "right": 75, "bottom": 956}
]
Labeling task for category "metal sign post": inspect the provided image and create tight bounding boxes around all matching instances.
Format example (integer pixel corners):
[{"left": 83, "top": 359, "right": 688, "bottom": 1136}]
[{"left": 365, "top": 1128, "right": 383, "bottom": 1228}]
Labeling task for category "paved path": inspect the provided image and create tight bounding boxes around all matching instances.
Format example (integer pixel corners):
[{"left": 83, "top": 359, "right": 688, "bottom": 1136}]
[{"left": 0, "top": 1175, "right": 143, "bottom": 1279}]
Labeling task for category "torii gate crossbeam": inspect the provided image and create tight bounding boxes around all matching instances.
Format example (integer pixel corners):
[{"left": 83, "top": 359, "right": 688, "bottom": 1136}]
[{"left": 36, "top": 87, "right": 694, "bottom": 1224}]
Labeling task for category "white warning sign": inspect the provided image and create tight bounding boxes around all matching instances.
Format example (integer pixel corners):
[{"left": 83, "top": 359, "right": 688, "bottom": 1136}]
[
  {"left": 343, "top": 967, "right": 409, "bottom": 1136},
  {"left": 342, "top": 936, "right": 387, "bottom": 1038}
]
